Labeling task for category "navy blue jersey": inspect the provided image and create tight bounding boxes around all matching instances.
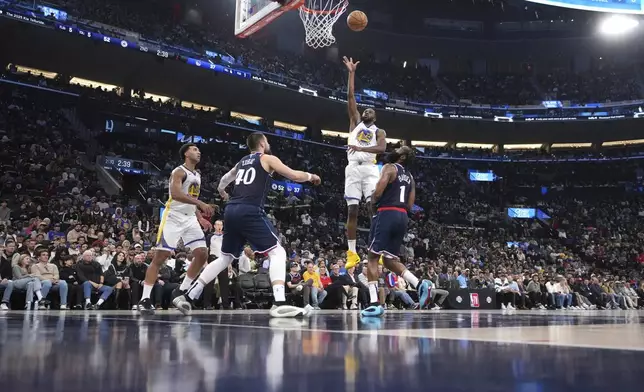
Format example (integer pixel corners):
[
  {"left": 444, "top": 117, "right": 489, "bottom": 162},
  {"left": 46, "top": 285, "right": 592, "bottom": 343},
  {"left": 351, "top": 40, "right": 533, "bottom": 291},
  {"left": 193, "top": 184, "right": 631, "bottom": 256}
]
[
  {"left": 228, "top": 153, "right": 273, "bottom": 207},
  {"left": 376, "top": 163, "right": 413, "bottom": 210}
]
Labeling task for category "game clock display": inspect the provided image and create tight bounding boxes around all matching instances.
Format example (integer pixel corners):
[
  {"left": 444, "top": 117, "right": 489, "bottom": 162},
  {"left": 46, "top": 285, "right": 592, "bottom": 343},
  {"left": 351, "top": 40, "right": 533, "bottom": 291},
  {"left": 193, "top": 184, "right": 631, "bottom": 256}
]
[{"left": 103, "top": 156, "right": 147, "bottom": 174}]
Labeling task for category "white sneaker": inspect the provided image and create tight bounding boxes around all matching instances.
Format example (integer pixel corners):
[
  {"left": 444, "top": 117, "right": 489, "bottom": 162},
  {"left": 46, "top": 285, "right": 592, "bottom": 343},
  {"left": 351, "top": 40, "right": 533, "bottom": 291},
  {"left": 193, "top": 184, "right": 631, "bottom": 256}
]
[
  {"left": 431, "top": 304, "right": 441, "bottom": 310},
  {"left": 131, "top": 305, "right": 139, "bottom": 311},
  {"left": 303, "top": 304, "right": 314, "bottom": 316},
  {"left": 350, "top": 304, "right": 358, "bottom": 310},
  {"left": 0, "top": 303, "right": 8, "bottom": 311},
  {"left": 501, "top": 303, "right": 506, "bottom": 310},
  {"left": 507, "top": 304, "right": 515, "bottom": 310},
  {"left": 270, "top": 304, "right": 306, "bottom": 318},
  {"left": 172, "top": 295, "right": 192, "bottom": 316},
  {"left": 60, "top": 305, "right": 68, "bottom": 310}
]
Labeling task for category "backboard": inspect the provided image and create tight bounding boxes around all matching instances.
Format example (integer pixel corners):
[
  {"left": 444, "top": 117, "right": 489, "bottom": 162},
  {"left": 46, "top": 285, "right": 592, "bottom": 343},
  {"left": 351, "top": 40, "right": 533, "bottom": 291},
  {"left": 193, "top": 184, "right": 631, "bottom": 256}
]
[{"left": 235, "top": 0, "right": 304, "bottom": 38}]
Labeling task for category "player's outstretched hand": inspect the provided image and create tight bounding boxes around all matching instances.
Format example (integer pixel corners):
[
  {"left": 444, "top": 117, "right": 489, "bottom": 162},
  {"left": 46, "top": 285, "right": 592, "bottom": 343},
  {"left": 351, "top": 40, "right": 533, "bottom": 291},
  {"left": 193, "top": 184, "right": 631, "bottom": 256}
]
[
  {"left": 343, "top": 56, "right": 360, "bottom": 72},
  {"left": 198, "top": 201, "right": 214, "bottom": 216},
  {"left": 310, "top": 174, "right": 321, "bottom": 185}
]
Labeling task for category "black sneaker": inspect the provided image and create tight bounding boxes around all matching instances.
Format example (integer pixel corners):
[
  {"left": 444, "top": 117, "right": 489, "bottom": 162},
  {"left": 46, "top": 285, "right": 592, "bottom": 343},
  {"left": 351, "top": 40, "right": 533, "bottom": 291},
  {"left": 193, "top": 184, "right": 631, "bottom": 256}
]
[
  {"left": 171, "top": 287, "right": 186, "bottom": 300},
  {"left": 139, "top": 298, "right": 155, "bottom": 316},
  {"left": 84, "top": 302, "right": 95, "bottom": 310},
  {"left": 73, "top": 304, "right": 83, "bottom": 310}
]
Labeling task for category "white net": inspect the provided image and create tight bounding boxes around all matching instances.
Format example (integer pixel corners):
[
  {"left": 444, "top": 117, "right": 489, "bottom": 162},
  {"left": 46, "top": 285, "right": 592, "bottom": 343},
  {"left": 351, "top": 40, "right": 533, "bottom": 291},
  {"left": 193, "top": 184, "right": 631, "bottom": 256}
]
[{"left": 299, "top": 0, "right": 349, "bottom": 49}]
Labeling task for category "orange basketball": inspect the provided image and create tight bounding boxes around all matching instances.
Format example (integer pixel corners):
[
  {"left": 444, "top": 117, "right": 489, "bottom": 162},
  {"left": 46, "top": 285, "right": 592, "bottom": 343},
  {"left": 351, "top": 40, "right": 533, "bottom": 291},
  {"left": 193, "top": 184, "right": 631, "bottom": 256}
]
[{"left": 347, "top": 10, "right": 368, "bottom": 32}]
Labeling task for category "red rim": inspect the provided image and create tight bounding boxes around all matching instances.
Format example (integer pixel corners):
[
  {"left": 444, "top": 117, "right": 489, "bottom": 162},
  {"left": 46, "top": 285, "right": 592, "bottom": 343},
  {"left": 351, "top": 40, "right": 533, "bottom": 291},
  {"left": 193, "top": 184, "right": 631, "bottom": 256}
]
[{"left": 300, "top": 1, "right": 347, "bottom": 15}]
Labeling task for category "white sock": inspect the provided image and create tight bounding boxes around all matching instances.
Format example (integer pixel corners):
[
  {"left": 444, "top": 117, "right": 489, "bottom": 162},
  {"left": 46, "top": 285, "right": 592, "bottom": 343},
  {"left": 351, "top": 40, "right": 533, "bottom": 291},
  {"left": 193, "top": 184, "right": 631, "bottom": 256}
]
[
  {"left": 348, "top": 240, "right": 356, "bottom": 253},
  {"left": 142, "top": 284, "right": 153, "bottom": 300},
  {"left": 187, "top": 255, "right": 233, "bottom": 300},
  {"left": 97, "top": 299, "right": 105, "bottom": 306},
  {"left": 179, "top": 276, "right": 194, "bottom": 292},
  {"left": 85, "top": 298, "right": 91, "bottom": 304},
  {"left": 35, "top": 291, "right": 43, "bottom": 301},
  {"left": 402, "top": 270, "right": 420, "bottom": 290},
  {"left": 368, "top": 281, "right": 379, "bottom": 304},
  {"left": 273, "top": 284, "right": 286, "bottom": 302}
]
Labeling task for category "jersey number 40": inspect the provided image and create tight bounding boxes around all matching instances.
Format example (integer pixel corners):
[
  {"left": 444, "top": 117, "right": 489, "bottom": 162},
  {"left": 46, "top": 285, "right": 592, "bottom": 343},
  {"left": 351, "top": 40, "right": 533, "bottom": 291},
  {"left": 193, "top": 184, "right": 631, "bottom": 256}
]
[{"left": 235, "top": 168, "right": 256, "bottom": 185}]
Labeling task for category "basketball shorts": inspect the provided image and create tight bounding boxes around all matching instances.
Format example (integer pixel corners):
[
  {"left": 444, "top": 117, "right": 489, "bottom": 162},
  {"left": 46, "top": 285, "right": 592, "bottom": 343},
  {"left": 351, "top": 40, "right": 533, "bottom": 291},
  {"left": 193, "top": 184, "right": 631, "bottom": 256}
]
[
  {"left": 368, "top": 209, "right": 409, "bottom": 258},
  {"left": 156, "top": 209, "right": 206, "bottom": 251},
  {"left": 344, "top": 162, "right": 380, "bottom": 205},
  {"left": 221, "top": 204, "right": 280, "bottom": 259}
]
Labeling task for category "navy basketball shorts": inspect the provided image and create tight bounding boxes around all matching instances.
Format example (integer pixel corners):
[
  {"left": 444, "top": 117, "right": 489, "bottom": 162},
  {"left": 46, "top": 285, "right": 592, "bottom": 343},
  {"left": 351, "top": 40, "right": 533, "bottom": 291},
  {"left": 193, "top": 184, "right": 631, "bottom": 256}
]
[
  {"left": 220, "top": 204, "right": 280, "bottom": 259},
  {"left": 368, "top": 208, "right": 409, "bottom": 258}
]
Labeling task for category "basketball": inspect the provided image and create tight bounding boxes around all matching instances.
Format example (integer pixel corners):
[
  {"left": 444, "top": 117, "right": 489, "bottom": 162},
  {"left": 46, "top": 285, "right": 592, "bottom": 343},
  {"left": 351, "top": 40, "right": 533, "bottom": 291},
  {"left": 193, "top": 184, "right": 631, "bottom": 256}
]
[{"left": 347, "top": 10, "right": 368, "bottom": 32}]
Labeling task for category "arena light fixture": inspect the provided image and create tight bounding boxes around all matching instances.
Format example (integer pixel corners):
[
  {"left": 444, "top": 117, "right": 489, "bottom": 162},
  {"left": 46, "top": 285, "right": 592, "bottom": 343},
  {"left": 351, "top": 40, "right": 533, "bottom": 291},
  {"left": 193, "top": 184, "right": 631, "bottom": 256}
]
[{"left": 599, "top": 15, "right": 639, "bottom": 36}]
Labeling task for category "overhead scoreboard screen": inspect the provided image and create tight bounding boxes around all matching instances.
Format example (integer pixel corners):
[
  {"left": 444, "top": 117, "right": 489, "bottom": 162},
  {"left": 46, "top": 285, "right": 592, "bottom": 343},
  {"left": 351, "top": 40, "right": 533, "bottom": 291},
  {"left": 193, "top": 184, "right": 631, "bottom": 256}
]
[{"left": 527, "top": 0, "right": 644, "bottom": 14}]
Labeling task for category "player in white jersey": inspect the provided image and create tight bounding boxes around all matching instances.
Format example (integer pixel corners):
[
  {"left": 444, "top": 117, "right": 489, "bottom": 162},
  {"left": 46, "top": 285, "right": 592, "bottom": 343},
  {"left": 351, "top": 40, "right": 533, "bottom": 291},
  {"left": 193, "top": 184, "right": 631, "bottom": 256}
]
[
  {"left": 342, "top": 56, "right": 387, "bottom": 269},
  {"left": 139, "top": 143, "right": 214, "bottom": 315}
]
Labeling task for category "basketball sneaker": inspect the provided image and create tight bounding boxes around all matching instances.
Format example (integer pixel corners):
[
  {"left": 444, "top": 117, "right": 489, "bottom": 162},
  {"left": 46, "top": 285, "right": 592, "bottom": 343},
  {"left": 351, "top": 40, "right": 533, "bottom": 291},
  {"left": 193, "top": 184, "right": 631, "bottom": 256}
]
[
  {"left": 269, "top": 302, "right": 309, "bottom": 318},
  {"left": 360, "top": 304, "right": 385, "bottom": 318},
  {"left": 172, "top": 294, "right": 192, "bottom": 316},
  {"left": 138, "top": 298, "right": 155, "bottom": 316},
  {"left": 345, "top": 250, "right": 360, "bottom": 269}
]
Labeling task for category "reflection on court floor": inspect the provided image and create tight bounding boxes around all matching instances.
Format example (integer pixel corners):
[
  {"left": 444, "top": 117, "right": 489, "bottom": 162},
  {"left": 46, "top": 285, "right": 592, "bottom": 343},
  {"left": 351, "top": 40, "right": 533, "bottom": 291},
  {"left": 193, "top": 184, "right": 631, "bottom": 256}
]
[{"left": 0, "top": 310, "right": 643, "bottom": 392}]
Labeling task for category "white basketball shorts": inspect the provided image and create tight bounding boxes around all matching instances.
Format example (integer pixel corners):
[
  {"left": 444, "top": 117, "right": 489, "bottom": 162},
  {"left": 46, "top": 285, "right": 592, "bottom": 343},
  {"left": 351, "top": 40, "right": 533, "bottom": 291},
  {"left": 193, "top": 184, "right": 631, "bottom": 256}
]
[
  {"left": 344, "top": 162, "right": 380, "bottom": 206},
  {"left": 156, "top": 209, "right": 206, "bottom": 251}
]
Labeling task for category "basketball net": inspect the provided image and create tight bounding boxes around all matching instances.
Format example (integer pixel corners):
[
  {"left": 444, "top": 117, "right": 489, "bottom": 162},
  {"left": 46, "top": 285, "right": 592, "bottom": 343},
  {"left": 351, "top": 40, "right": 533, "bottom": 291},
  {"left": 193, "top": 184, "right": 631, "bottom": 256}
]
[{"left": 299, "top": 0, "right": 348, "bottom": 49}]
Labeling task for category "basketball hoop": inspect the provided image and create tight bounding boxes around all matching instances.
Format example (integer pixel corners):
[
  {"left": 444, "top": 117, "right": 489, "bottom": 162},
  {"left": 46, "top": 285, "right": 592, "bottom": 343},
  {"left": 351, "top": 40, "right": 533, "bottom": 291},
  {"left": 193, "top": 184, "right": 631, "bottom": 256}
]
[{"left": 299, "top": 0, "right": 348, "bottom": 49}]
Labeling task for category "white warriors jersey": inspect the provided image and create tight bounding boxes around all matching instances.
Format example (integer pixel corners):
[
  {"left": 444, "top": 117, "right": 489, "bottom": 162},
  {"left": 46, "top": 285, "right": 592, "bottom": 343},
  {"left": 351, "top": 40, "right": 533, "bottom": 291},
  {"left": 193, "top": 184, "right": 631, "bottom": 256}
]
[
  {"left": 165, "top": 165, "right": 201, "bottom": 215},
  {"left": 348, "top": 122, "right": 378, "bottom": 164}
]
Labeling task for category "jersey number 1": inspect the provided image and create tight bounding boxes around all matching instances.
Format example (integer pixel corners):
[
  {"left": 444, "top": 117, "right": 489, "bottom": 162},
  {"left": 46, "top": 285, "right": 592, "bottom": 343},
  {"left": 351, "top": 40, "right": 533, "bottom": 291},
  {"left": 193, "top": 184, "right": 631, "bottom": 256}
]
[
  {"left": 235, "top": 168, "right": 256, "bottom": 185},
  {"left": 399, "top": 186, "right": 405, "bottom": 203}
]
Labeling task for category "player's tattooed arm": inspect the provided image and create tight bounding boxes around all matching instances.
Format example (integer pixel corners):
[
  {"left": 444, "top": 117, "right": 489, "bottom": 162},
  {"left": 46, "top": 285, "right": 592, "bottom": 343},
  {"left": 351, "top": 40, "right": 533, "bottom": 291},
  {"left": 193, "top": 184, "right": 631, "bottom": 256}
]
[
  {"left": 370, "top": 163, "right": 396, "bottom": 214},
  {"left": 217, "top": 166, "right": 239, "bottom": 201}
]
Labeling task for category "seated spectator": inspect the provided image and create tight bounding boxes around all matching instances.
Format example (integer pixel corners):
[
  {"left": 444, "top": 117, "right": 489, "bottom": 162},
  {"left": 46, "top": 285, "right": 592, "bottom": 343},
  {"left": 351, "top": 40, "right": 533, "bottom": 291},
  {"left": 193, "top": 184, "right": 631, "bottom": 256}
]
[
  {"left": 129, "top": 252, "right": 148, "bottom": 310},
  {"left": 456, "top": 269, "right": 469, "bottom": 289},
  {"left": 302, "top": 261, "right": 326, "bottom": 310},
  {"left": 495, "top": 272, "right": 516, "bottom": 310},
  {"left": 342, "top": 266, "right": 360, "bottom": 310},
  {"left": 0, "top": 266, "right": 14, "bottom": 310},
  {"left": 387, "top": 272, "right": 418, "bottom": 309},
  {"left": 31, "top": 249, "right": 68, "bottom": 309},
  {"left": 75, "top": 250, "right": 114, "bottom": 310},
  {"left": 286, "top": 262, "right": 310, "bottom": 307},
  {"left": 58, "top": 255, "right": 82, "bottom": 309},
  {"left": 155, "top": 261, "right": 179, "bottom": 310},
  {"left": 526, "top": 274, "right": 547, "bottom": 310},
  {"left": 545, "top": 277, "right": 563, "bottom": 310},
  {"left": 12, "top": 254, "right": 45, "bottom": 309},
  {"left": 425, "top": 279, "right": 448, "bottom": 310}
]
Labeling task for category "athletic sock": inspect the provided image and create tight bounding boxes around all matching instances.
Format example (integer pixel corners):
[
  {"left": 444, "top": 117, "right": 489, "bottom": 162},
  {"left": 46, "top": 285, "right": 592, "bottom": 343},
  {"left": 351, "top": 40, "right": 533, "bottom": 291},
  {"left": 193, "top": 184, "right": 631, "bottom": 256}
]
[
  {"left": 402, "top": 270, "right": 420, "bottom": 290},
  {"left": 187, "top": 255, "right": 232, "bottom": 300},
  {"left": 141, "top": 284, "right": 153, "bottom": 301},
  {"left": 97, "top": 299, "right": 105, "bottom": 307},
  {"left": 35, "top": 291, "right": 43, "bottom": 301},
  {"left": 268, "top": 246, "right": 288, "bottom": 303},
  {"left": 179, "top": 276, "right": 194, "bottom": 292},
  {"left": 273, "top": 284, "right": 286, "bottom": 303},
  {"left": 348, "top": 240, "right": 356, "bottom": 253},
  {"left": 368, "top": 281, "right": 379, "bottom": 304},
  {"left": 85, "top": 298, "right": 91, "bottom": 305}
]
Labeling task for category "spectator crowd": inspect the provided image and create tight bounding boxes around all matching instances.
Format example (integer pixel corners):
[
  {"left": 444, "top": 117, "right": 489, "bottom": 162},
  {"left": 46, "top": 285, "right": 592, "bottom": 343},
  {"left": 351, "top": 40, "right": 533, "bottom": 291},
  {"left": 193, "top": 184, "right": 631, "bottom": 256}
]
[{"left": 1, "top": 70, "right": 644, "bottom": 313}]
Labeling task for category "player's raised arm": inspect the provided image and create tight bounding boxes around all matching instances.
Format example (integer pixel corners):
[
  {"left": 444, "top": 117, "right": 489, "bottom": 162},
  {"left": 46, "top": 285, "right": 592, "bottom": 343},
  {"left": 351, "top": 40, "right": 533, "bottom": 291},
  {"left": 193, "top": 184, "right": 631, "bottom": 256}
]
[
  {"left": 262, "top": 155, "right": 321, "bottom": 185},
  {"left": 371, "top": 163, "right": 396, "bottom": 210},
  {"left": 343, "top": 56, "right": 361, "bottom": 130},
  {"left": 217, "top": 165, "right": 239, "bottom": 201},
  {"left": 408, "top": 175, "right": 416, "bottom": 213}
]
